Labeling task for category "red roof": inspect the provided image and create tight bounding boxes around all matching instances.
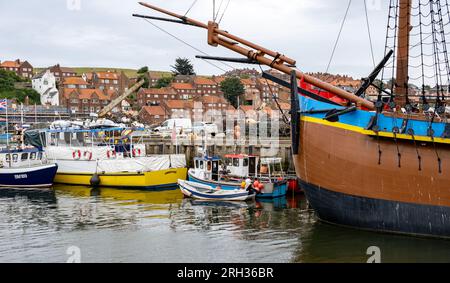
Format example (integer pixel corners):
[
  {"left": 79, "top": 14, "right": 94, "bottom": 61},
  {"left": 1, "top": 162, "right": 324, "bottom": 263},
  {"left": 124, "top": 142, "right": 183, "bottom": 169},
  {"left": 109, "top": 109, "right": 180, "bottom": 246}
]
[
  {"left": 171, "top": 83, "right": 195, "bottom": 90},
  {"left": 63, "top": 88, "right": 112, "bottom": 100},
  {"left": 62, "top": 77, "right": 88, "bottom": 85},
  {"left": 194, "top": 77, "right": 217, "bottom": 85},
  {"left": 139, "top": 87, "right": 176, "bottom": 95},
  {"left": 0, "top": 61, "right": 20, "bottom": 68},
  {"left": 141, "top": 105, "right": 166, "bottom": 116},
  {"left": 96, "top": 71, "right": 119, "bottom": 80}
]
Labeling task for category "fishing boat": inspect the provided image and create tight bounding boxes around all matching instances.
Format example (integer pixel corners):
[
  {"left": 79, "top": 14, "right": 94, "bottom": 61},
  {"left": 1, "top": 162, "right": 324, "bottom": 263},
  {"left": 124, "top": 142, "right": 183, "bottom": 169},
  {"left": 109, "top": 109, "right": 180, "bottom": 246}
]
[
  {"left": 178, "top": 179, "right": 256, "bottom": 201},
  {"left": 136, "top": 1, "right": 450, "bottom": 238},
  {"left": 188, "top": 155, "right": 287, "bottom": 198},
  {"left": 0, "top": 147, "right": 58, "bottom": 188},
  {"left": 35, "top": 126, "right": 187, "bottom": 190}
]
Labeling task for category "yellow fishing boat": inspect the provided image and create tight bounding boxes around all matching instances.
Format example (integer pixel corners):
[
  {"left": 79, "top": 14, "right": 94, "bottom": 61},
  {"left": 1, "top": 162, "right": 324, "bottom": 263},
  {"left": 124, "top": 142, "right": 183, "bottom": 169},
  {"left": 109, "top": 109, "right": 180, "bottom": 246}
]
[{"left": 36, "top": 126, "right": 188, "bottom": 190}]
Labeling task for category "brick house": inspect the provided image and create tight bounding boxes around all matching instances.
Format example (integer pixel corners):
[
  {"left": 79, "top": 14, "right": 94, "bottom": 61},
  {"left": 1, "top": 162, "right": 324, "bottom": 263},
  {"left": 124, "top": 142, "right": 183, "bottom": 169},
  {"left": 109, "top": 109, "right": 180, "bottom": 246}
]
[
  {"left": 200, "top": 95, "right": 232, "bottom": 122},
  {"left": 171, "top": 83, "right": 197, "bottom": 100},
  {"left": 137, "top": 87, "right": 177, "bottom": 107},
  {"left": 61, "top": 88, "right": 116, "bottom": 114},
  {"left": 193, "top": 77, "right": 219, "bottom": 96},
  {"left": 138, "top": 105, "right": 168, "bottom": 125},
  {"left": 146, "top": 71, "right": 172, "bottom": 88},
  {"left": 241, "top": 78, "right": 261, "bottom": 107},
  {"left": 162, "top": 100, "right": 193, "bottom": 119},
  {"left": 173, "top": 75, "right": 195, "bottom": 84},
  {"left": 49, "top": 64, "right": 77, "bottom": 83},
  {"left": 83, "top": 71, "right": 129, "bottom": 93},
  {"left": 61, "top": 77, "right": 89, "bottom": 89},
  {"left": 0, "top": 59, "right": 33, "bottom": 79},
  {"left": 256, "top": 78, "right": 280, "bottom": 104}
]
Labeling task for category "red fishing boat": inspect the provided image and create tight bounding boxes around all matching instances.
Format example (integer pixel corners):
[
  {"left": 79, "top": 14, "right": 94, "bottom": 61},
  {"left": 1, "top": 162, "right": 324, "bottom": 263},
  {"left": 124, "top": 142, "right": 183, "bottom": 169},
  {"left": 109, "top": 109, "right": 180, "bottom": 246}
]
[{"left": 135, "top": 1, "right": 450, "bottom": 238}]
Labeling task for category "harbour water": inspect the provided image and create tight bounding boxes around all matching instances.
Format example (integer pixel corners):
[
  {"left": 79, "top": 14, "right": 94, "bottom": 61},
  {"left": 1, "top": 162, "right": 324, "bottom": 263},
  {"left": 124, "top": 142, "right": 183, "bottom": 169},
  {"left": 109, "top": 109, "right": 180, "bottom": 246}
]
[{"left": 2, "top": 186, "right": 450, "bottom": 263}]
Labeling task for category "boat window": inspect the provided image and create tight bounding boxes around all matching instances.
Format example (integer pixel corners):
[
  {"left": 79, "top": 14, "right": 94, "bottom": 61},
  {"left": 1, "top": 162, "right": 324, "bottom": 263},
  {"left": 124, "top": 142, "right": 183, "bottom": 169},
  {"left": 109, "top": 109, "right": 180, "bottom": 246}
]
[
  {"left": 200, "top": 161, "right": 204, "bottom": 170},
  {"left": 21, "top": 153, "right": 29, "bottom": 161},
  {"left": 38, "top": 152, "right": 43, "bottom": 160},
  {"left": 195, "top": 160, "right": 199, "bottom": 169},
  {"left": 12, "top": 154, "right": 18, "bottom": 163},
  {"left": 260, "top": 164, "right": 269, "bottom": 174},
  {"left": 5, "top": 154, "right": 10, "bottom": 163},
  {"left": 30, "top": 152, "right": 36, "bottom": 160},
  {"left": 233, "top": 158, "right": 240, "bottom": 167},
  {"left": 243, "top": 158, "right": 249, "bottom": 167},
  {"left": 207, "top": 161, "right": 212, "bottom": 171},
  {"left": 224, "top": 158, "right": 232, "bottom": 167}
]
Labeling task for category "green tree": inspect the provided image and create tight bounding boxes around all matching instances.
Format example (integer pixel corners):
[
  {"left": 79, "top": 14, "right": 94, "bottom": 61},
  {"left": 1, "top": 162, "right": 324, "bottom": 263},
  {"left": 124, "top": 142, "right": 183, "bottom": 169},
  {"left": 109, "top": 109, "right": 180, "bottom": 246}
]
[
  {"left": 171, "top": 57, "right": 195, "bottom": 76},
  {"left": 137, "top": 66, "right": 149, "bottom": 88},
  {"left": 0, "top": 69, "right": 40, "bottom": 104},
  {"left": 220, "top": 77, "right": 245, "bottom": 108},
  {"left": 154, "top": 76, "right": 173, "bottom": 89},
  {"left": 137, "top": 66, "right": 149, "bottom": 74}
]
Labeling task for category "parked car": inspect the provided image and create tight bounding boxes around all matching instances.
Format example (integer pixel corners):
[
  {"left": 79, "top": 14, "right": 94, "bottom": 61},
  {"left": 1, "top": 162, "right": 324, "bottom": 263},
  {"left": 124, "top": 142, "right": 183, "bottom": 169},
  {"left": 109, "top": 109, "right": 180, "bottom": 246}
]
[
  {"left": 153, "top": 118, "right": 192, "bottom": 135},
  {"left": 192, "top": 122, "right": 219, "bottom": 136}
]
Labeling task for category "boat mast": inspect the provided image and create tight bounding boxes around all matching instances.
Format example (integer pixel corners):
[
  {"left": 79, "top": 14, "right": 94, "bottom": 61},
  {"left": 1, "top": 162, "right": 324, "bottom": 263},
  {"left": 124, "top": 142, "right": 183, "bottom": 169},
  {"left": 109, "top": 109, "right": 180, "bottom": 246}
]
[{"left": 394, "top": 0, "right": 412, "bottom": 107}]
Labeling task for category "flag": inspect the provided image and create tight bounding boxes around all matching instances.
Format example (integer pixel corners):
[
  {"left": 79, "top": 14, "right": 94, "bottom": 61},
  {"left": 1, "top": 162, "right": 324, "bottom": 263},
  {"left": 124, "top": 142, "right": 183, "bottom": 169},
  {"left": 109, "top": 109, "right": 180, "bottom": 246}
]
[
  {"left": 171, "top": 126, "right": 177, "bottom": 143},
  {"left": 0, "top": 99, "right": 7, "bottom": 111}
]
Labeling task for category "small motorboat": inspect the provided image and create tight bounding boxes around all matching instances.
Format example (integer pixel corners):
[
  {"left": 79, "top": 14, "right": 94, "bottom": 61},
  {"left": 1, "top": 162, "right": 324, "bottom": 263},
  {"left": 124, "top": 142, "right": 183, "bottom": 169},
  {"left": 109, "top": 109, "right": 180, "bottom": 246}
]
[
  {"left": 178, "top": 180, "right": 256, "bottom": 201},
  {"left": 0, "top": 147, "right": 58, "bottom": 188}
]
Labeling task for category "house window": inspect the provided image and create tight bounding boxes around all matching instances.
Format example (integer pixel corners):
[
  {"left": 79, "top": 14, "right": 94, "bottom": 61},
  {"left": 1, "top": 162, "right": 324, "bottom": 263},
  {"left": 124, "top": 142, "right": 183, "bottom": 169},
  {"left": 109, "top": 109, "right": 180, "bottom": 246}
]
[
  {"left": 83, "top": 99, "right": 88, "bottom": 103},
  {"left": 92, "top": 99, "right": 99, "bottom": 103}
]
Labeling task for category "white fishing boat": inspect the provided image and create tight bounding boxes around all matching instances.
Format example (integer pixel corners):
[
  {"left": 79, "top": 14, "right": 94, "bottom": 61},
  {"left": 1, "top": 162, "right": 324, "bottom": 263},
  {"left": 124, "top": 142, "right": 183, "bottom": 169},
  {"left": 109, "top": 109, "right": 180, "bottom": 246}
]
[
  {"left": 178, "top": 179, "right": 256, "bottom": 201},
  {"left": 29, "top": 126, "right": 188, "bottom": 190}
]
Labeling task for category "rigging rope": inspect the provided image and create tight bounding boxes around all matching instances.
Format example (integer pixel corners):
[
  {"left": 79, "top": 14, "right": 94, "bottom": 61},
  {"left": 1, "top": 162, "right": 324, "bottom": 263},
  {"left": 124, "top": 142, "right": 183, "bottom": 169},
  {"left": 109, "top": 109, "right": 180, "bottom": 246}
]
[
  {"left": 184, "top": 0, "right": 198, "bottom": 17},
  {"left": 142, "top": 18, "right": 234, "bottom": 73},
  {"left": 364, "top": 0, "right": 376, "bottom": 68},
  {"left": 326, "top": 0, "right": 352, "bottom": 73}
]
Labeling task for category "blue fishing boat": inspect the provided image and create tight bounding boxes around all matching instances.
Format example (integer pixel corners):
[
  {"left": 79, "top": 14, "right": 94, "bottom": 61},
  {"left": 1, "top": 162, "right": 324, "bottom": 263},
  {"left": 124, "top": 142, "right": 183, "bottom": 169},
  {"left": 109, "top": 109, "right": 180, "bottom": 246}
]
[
  {"left": 0, "top": 147, "right": 58, "bottom": 188},
  {"left": 188, "top": 155, "right": 287, "bottom": 199}
]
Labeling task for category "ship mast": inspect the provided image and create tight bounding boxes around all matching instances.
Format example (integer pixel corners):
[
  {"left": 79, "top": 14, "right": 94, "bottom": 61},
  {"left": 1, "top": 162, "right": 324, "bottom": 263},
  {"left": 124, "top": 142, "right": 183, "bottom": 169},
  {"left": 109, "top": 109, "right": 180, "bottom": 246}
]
[{"left": 394, "top": 0, "right": 412, "bottom": 107}]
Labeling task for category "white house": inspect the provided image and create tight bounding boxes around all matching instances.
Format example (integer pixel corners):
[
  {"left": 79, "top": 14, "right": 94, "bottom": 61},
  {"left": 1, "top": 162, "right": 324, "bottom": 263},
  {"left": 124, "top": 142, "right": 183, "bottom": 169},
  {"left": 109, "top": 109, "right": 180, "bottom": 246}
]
[{"left": 32, "top": 69, "right": 60, "bottom": 106}]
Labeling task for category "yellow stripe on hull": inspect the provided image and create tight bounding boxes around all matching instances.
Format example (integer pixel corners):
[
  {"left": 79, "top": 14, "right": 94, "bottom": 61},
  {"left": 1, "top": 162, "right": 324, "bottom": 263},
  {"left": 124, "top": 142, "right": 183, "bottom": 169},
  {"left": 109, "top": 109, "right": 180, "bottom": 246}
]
[
  {"left": 54, "top": 168, "right": 188, "bottom": 189},
  {"left": 301, "top": 116, "right": 450, "bottom": 145}
]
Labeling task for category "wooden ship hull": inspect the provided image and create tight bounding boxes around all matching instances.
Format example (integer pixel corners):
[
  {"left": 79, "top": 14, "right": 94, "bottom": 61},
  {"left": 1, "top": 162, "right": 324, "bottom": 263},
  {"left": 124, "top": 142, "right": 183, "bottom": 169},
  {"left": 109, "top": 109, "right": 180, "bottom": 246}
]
[{"left": 296, "top": 97, "right": 450, "bottom": 238}]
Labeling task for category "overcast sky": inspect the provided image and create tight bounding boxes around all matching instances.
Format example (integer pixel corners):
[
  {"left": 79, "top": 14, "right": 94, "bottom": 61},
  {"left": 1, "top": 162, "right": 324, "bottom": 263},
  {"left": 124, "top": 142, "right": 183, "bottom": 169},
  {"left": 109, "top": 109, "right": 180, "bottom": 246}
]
[{"left": 0, "top": 0, "right": 389, "bottom": 78}]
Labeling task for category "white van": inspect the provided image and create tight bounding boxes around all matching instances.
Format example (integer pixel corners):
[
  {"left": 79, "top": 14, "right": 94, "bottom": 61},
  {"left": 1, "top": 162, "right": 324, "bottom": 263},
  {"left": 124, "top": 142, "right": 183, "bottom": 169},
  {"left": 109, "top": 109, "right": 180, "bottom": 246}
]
[{"left": 154, "top": 118, "right": 192, "bottom": 134}]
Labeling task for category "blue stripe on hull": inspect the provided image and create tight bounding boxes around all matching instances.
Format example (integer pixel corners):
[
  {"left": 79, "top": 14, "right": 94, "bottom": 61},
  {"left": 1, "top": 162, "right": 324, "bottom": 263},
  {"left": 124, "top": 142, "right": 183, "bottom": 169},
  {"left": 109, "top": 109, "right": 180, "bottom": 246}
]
[
  {"left": 0, "top": 165, "right": 58, "bottom": 188},
  {"left": 301, "top": 180, "right": 450, "bottom": 238},
  {"left": 187, "top": 189, "right": 250, "bottom": 200},
  {"left": 188, "top": 173, "right": 287, "bottom": 199}
]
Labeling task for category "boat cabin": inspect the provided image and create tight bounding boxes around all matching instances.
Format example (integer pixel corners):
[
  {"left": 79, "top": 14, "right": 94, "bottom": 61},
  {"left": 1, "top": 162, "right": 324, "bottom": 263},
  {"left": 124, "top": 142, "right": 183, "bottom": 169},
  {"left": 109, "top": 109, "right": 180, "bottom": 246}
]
[
  {"left": 0, "top": 147, "right": 46, "bottom": 168},
  {"left": 223, "top": 154, "right": 259, "bottom": 178},
  {"left": 192, "top": 156, "right": 221, "bottom": 181},
  {"left": 259, "top": 158, "right": 285, "bottom": 180}
]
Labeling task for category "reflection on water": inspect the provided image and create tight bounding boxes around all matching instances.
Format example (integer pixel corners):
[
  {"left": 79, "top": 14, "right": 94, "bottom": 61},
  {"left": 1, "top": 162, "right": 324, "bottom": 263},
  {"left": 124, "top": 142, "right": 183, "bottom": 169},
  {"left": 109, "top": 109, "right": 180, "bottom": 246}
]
[{"left": 0, "top": 185, "right": 450, "bottom": 263}]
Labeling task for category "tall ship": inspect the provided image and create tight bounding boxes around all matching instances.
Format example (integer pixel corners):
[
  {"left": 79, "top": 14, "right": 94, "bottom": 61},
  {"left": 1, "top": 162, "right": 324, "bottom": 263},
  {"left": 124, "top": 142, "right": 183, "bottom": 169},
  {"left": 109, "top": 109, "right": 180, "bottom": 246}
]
[
  {"left": 31, "top": 123, "right": 187, "bottom": 190},
  {"left": 136, "top": 0, "right": 450, "bottom": 238}
]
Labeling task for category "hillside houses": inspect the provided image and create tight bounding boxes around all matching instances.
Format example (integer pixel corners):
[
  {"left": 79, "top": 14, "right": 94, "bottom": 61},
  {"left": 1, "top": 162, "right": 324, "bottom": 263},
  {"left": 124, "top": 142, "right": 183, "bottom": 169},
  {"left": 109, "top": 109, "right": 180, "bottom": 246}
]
[
  {"left": 32, "top": 70, "right": 59, "bottom": 106},
  {"left": 0, "top": 59, "right": 33, "bottom": 79}
]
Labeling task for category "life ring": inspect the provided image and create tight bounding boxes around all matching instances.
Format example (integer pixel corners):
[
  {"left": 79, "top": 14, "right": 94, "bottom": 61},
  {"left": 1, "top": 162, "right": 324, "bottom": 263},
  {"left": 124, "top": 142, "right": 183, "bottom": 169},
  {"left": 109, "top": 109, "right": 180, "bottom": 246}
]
[
  {"left": 72, "top": 150, "right": 81, "bottom": 160},
  {"left": 84, "top": 151, "right": 93, "bottom": 161},
  {"left": 107, "top": 150, "right": 117, "bottom": 159},
  {"left": 132, "top": 148, "right": 142, "bottom": 157}
]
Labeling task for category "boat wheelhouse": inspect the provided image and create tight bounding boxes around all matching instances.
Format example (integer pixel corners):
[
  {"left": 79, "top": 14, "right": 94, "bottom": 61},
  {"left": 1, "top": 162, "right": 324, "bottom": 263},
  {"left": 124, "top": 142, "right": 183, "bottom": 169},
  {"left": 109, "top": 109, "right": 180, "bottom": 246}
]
[
  {"left": 189, "top": 155, "right": 287, "bottom": 198},
  {"left": 0, "top": 146, "right": 57, "bottom": 188}
]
